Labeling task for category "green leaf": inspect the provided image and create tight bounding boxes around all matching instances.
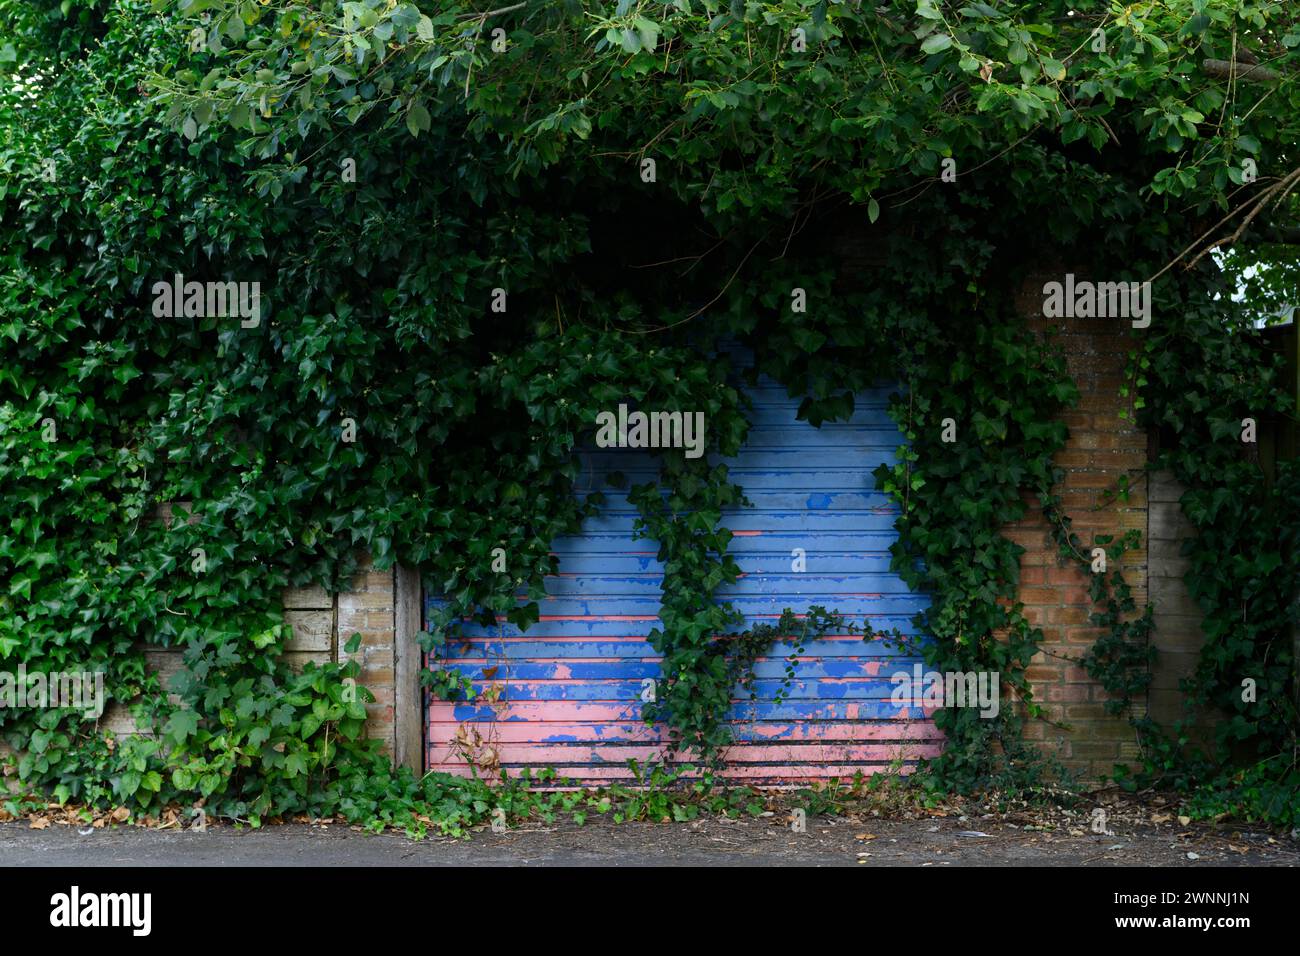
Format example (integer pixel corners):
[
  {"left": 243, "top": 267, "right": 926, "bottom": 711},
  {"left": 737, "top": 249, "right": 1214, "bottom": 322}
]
[
  {"left": 164, "top": 710, "right": 200, "bottom": 745},
  {"left": 406, "top": 100, "right": 431, "bottom": 137},
  {"left": 1040, "top": 57, "right": 1066, "bottom": 81},
  {"left": 921, "top": 34, "right": 953, "bottom": 54}
]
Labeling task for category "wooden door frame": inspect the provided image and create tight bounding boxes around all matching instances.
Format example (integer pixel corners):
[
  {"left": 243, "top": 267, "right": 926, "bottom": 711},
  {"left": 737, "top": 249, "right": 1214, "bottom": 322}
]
[{"left": 394, "top": 565, "right": 425, "bottom": 772}]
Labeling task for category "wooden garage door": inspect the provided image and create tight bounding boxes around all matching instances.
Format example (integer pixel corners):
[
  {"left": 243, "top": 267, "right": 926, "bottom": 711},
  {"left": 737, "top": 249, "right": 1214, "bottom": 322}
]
[{"left": 425, "top": 375, "right": 940, "bottom": 783}]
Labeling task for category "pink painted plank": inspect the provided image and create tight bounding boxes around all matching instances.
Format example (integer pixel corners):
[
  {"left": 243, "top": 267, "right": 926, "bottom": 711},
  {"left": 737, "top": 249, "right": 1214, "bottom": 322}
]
[
  {"left": 426, "top": 720, "right": 946, "bottom": 743},
  {"left": 427, "top": 763, "right": 929, "bottom": 781},
  {"left": 428, "top": 742, "right": 944, "bottom": 766}
]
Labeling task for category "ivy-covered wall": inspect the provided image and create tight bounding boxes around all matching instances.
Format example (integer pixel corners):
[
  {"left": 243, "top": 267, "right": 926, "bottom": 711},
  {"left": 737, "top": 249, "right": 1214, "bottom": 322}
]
[
  {"left": 48, "top": 293, "right": 1256, "bottom": 787},
  {"left": 1008, "top": 277, "right": 1151, "bottom": 779},
  {"left": 5, "top": 0, "right": 1296, "bottom": 831},
  {"left": 3, "top": 313, "right": 1276, "bottom": 790},
  {"left": 92, "top": 553, "right": 417, "bottom": 762}
]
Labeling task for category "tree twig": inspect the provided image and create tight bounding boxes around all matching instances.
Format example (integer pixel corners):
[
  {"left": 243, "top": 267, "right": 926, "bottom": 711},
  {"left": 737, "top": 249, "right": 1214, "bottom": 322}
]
[
  {"left": 457, "top": 2, "right": 527, "bottom": 21},
  {"left": 1201, "top": 59, "right": 1281, "bottom": 84}
]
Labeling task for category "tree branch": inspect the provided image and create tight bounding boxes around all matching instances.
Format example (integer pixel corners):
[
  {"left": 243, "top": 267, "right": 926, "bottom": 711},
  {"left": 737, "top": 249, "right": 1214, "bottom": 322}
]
[
  {"left": 1201, "top": 59, "right": 1281, "bottom": 83},
  {"left": 458, "top": 3, "right": 527, "bottom": 21}
]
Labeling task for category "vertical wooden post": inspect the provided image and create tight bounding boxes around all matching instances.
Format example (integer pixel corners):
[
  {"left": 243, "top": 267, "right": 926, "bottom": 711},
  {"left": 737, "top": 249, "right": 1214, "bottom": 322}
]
[
  {"left": 1287, "top": 325, "right": 1300, "bottom": 710},
  {"left": 394, "top": 565, "right": 424, "bottom": 773}
]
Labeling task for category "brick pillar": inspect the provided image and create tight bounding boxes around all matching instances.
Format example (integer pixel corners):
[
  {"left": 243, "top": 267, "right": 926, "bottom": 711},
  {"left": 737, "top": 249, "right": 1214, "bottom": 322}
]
[
  {"left": 1008, "top": 276, "right": 1150, "bottom": 780},
  {"left": 1146, "top": 472, "right": 1207, "bottom": 728},
  {"left": 336, "top": 553, "right": 398, "bottom": 751}
]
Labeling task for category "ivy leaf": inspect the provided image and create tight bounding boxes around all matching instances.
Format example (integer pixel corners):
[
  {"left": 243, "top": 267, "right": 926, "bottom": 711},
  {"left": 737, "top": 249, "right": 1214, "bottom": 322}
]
[
  {"left": 284, "top": 751, "right": 308, "bottom": 777},
  {"left": 164, "top": 710, "right": 199, "bottom": 745}
]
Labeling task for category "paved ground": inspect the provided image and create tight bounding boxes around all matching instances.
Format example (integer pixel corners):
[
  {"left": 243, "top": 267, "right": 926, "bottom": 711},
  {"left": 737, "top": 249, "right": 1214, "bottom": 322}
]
[{"left": 3, "top": 813, "right": 1297, "bottom": 866}]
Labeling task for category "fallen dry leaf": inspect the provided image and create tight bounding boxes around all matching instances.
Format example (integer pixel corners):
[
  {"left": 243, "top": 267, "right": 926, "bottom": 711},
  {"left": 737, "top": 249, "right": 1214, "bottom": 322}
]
[{"left": 29, "top": 817, "right": 50, "bottom": 830}]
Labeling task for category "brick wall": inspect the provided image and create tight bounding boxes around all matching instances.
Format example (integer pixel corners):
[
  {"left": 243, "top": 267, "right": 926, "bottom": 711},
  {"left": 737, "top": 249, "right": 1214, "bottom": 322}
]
[
  {"left": 98, "top": 553, "right": 418, "bottom": 766},
  {"left": 334, "top": 555, "right": 398, "bottom": 754},
  {"left": 1008, "top": 276, "right": 1150, "bottom": 780},
  {"left": 1147, "top": 473, "right": 1208, "bottom": 729}
]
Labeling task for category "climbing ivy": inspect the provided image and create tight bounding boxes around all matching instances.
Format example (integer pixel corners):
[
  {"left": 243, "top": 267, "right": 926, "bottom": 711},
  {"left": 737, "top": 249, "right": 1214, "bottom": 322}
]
[
  {"left": 1104, "top": 275, "right": 1299, "bottom": 823},
  {"left": 2, "top": 0, "right": 1298, "bottom": 831}
]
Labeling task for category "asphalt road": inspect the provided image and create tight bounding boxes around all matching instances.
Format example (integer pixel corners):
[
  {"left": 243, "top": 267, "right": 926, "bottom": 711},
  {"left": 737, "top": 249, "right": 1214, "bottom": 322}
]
[{"left": 3, "top": 814, "right": 1297, "bottom": 866}]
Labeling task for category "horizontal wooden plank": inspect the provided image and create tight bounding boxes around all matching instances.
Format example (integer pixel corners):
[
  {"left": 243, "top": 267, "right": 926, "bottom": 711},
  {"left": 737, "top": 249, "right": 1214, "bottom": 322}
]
[
  {"left": 428, "top": 742, "right": 943, "bottom": 766},
  {"left": 592, "top": 490, "right": 896, "bottom": 511},
  {"left": 726, "top": 425, "right": 902, "bottom": 448},
  {"left": 575, "top": 469, "right": 889, "bottom": 491},
  {"left": 283, "top": 609, "right": 333, "bottom": 652},
  {"left": 575, "top": 447, "right": 903, "bottom": 470},
  {"left": 740, "top": 383, "right": 897, "bottom": 403},
  {"left": 434, "top": 676, "right": 923, "bottom": 702},
  {"left": 475, "top": 594, "right": 926, "bottom": 617},
  {"left": 743, "top": 407, "right": 893, "bottom": 427},
  {"left": 444, "top": 658, "right": 901, "bottom": 680},
  {"left": 538, "top": 572, "right": 916, "bottom": 597},
  {"left": 547, "top": 530, "right": 903, "bottom": 554},
  {"left": 282, "top": 584, "right": 332, "bottom": 610},
  {"left": 431, "top": 637, "right": 923, "bottom": 657},
  {"left": 571, "top": 510, "right": 903, "bottom": 534},
  {"left": 426, "top": 719, "right": 945, "bottom": 743},
  {"left": 427, "top": 762, "right": 931, "bottom": 783},
  {"left": 550, "top": 552, "right": 899, "bottom": 574},
  {"left": 434, "top": 698, "right": 934, "bottom": 722},
  {"left": 426, "top": 615, "right": 925, "bottom": 640}
]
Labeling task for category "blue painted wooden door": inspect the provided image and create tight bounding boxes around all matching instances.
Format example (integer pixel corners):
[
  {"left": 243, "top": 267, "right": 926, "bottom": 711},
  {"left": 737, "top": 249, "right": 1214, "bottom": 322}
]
[{"left": 425, "top": 374, "right": 938, "bottom": 783}]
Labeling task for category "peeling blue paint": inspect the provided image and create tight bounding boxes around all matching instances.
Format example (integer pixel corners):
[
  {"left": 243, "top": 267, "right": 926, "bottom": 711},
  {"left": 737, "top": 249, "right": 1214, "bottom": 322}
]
[{"left": 428, "top": 372, "right": 934, "bottom": 775}]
